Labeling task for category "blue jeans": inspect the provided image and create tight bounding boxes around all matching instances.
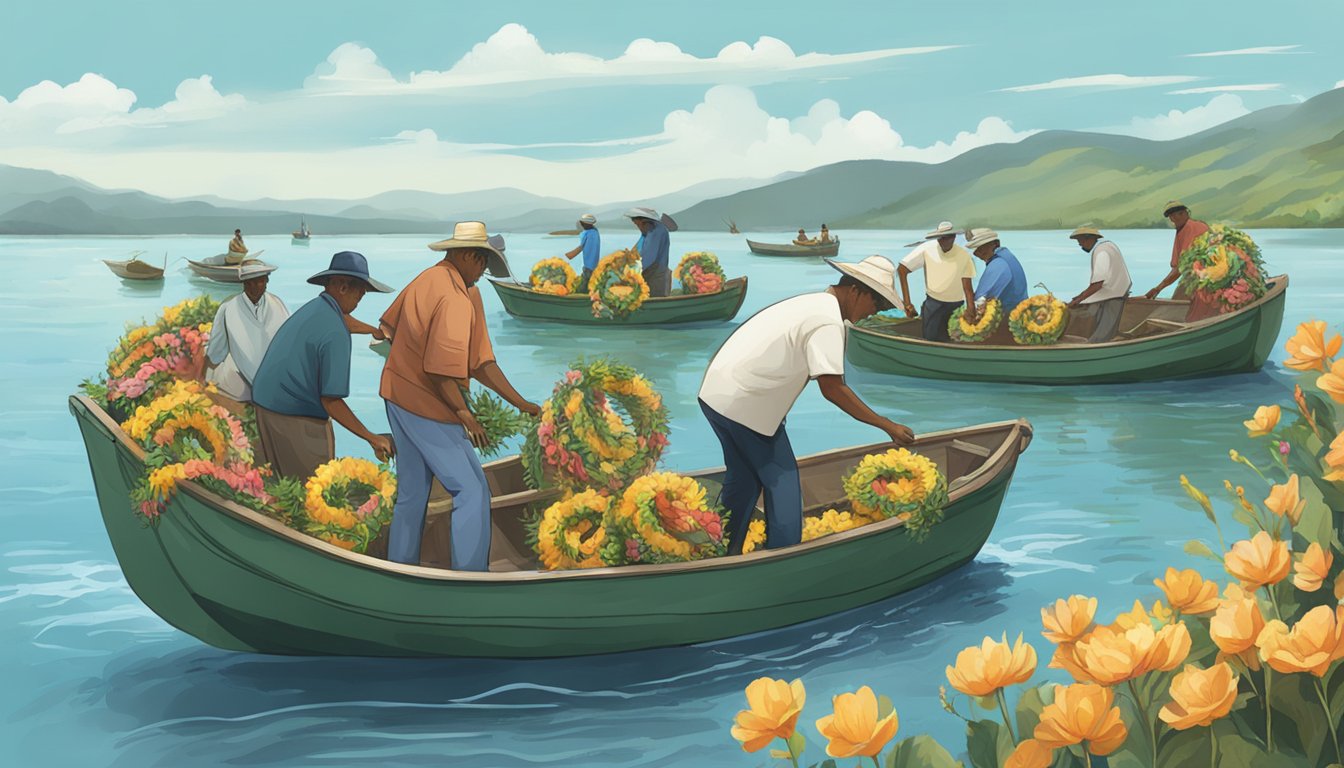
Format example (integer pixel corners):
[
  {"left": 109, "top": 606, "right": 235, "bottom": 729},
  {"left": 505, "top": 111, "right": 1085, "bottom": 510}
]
[
  {"left": 385, "top": 401, "right": 491, "bottom": 571},
  {"left": 699, "top": 399, "right": 802, "bottom": 554}
]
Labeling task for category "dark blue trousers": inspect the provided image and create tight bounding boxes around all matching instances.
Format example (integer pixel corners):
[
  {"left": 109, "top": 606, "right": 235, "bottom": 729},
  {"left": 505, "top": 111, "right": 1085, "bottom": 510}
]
[
  {"left": 699, "top": 399, "right": 802, "bottom": 554},
  {"left": 921, "top": 297, "right": 963, "bottom": 342}
]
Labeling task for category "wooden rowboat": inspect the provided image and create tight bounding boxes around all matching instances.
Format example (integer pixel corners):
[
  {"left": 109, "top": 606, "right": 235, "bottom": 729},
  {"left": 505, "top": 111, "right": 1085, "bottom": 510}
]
[
  {"left": 847, "top": 275, "right": 1288, "bottom": 384},
  {"left": 746, "top": 238, "right": 840, "bottom": 257},
  {"left": 70, "top": 392, "right": 1031, "bottom": 657},
  {"left": 186, "top": 252, "right": 269, "bottom": 283},
  {"left": 489, "top": 276, "right": 749, "bottom": 325},
  {"left": 102, "top": 251, "right": 165, "bottom": 281}
]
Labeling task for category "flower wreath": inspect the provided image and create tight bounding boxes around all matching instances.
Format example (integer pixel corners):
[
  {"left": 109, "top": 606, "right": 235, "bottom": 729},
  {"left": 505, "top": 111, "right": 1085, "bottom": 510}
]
[
  {"left": 601, "top": 472, "right": 726, "bottom": 565},
  {"left": 531, "top": 489, "right": 611, "bottom": 570},
  {"left": 841, "top": 448, "right": 949, "bottom": 541},
  {"left": 948, "top": 299, "right": 1003, "bottom": 343},
  {"left": 1009, "top": 293, "right": 1069, "bottom": 345},
  {"left": 589, "top": 249, "right": 649, "bottom": 319},
  {"left": 673, "top": 252, "right": 726, "bottom": 295},
  {"left": 529, "top": 257, "right": 580, "bottom": 296},
  {"left": 1177, "top": 225, "right": 1267, "bottom": 312},
  {"left": 303, "top": 457, "right": 397, "bottom": 552},
  {"left": 741, "top": 508, "right": 882, "bottom": 553}
]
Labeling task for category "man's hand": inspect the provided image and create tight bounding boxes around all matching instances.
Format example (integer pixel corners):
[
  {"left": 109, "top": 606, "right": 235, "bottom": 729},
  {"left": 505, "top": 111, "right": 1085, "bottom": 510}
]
[
  {"left": 881, "top": 419, "right": 915, "bottom": 445},
  {"left": 964, "top": 307, "right": 979, "bottom": 326},
  {"left": 368, "top": 434, "right": 395, "bottom": 461},
  {"left": 1068, "top": 297, "right": 1082, "bottom": 309},
  {"left": 902, "top": 301, "right": 918, "bottom": 318},
  {"left": 1144, "top": 288, "right": 1160, "bottom": 300},
  {"left": 517, "top": 400, "right": 542, "bottom": 418},
  {"left": 457, "top": 410, "right": 489, "bottom": 449},
  {"left": 372, "top": 327, "right": 387, "bottom": 341}
]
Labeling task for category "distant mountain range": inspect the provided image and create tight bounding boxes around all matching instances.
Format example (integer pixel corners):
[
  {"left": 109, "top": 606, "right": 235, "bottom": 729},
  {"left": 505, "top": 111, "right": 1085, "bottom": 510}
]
[{"left": 3, "top": 87, "right": 1341, "bottom": 235}]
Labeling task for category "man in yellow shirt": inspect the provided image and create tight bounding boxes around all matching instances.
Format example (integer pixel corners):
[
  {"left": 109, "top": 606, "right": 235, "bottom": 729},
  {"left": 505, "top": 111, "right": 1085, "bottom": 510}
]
[{"left": 896, "top": 221, "right": 977, "bottom": 342}]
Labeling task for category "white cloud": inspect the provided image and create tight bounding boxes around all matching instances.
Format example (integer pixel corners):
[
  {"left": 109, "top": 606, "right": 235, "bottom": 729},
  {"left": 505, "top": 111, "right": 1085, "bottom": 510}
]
[
  {"left": 1185, "top": 45, "right": 1303, "bottom": 57},
  {"left": 1336, "top": 80, "right": 1344, "bottom": 89},
  {"left": 1120, "top": 94, "right": 1250, "bottom": 141},
  {"left": 62, "top": 75, "right": 245, "bottom": 132},
  {"left": 1167, "top": 83, "right": 1282, "bottom": 95},
  {"left": 0, "top": 73, "right": 245, "bottom": 137},
  {"left": 1000, "top": 74, "right": 1199, "bottom": 93},
  {"left": 0, "top": 73, "right": 135, "bottom": 120},
  {"left": 304, "top": 42, "right": 396, "bottom": 90}
]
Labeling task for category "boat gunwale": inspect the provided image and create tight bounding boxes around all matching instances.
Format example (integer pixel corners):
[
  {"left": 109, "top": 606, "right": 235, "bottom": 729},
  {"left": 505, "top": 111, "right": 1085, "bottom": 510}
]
[
  {"left": 71, "top": 394, "right": 1028, "bottom": 584},
  {"left": 745, "top": 238, "right": 840, "bottom": 256},
  {"left": 488, "top": 275, "right": 748, "bottom": 305}
]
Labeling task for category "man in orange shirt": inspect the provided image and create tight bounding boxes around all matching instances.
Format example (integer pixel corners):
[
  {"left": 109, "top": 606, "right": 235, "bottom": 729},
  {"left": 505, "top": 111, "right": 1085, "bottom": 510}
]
[
  {"left": 379, "top": 221, "right": 540, "bottom": 570},
  {"left": 1144, "top": 200, "right": 1210, "bottom": 300}
]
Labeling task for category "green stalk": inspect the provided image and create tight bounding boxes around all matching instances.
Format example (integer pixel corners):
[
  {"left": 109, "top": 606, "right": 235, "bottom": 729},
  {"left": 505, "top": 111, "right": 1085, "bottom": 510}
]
[
  {"left": 1209, "top": 724, "right": 1217, "bottom": 767},
  {"left": 778, "top": 736, "right": 799, "bottom": 768},
  {"left": 1083, "top": 746, "right": 1093, "bottom": 768},
  {"left": 870, "top": 757, "right": 882, "bottom": 768},
  {"left": 1315, "top": 678, "right": 1341, "bottom": 764},
  {"left": 1128, "top": 678, "right": 1158, "bottom": 768},
  {"left": 996, "top": 688, "right": 1019, "bottom": 744},
  {"left": 1264, "top": 668, "right": 1274, "bottom": 753}
]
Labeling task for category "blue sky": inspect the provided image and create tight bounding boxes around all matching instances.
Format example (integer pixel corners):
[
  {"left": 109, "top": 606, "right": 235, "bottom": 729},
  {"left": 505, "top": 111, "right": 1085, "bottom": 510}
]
[{"left": 2, "top": 0, "right": 1341, "bottom": 202}]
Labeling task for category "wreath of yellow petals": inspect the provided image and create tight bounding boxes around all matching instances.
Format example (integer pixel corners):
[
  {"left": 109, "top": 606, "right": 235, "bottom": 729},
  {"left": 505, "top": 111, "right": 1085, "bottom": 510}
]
[
  {"left": 529, "top": 257, "right": 580, "bottom": 296},
  {"left": 588, "top": 249, "right": 649, "bottom": 319},
  {"left": 948, "top": 299, "right": 1003, "bottom": 343},
  {"left": 303, "top": 457, "right": 397, "bottom": 553},
  {"left": 740, "top": 508, "right": 883, "bottom": 554},
  {"left": 672, "top": 251, "right": 726, "bottom": 295},
  {"left": 1009, "top": 294, "right": 1069, "bottom": 345},
  {"left": 121, "top": 379, "right": 216, "bottom": 439},
  {"left": 532, "top": 490, "right": 611, "bottom": 570},
  {"left": 841, "top": 448, "right": 949, "bottom": 541},
  {"left": 601, "top": 472, "right": 727, "bottom": 565}
]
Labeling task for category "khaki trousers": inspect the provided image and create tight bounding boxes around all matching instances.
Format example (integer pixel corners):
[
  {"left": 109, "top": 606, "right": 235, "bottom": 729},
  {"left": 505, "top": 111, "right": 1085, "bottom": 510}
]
[{"left": 253, "top": 405, "right": 335, "bottom": 481}]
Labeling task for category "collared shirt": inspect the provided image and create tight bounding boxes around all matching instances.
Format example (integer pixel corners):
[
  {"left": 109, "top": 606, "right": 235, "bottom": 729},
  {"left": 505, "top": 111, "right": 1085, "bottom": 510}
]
[
  {"left": 250, "top": 293, "right": 352, "bottom": 420},
  {"left": 379, "top": 262, "right": 496, "bottom": 423},
  {"left": 974, "top": 247, "right": 1028, "bottom": 311},
  {"left": 698, "top": 292, "right": 846, "bottom": 436},
  {"left": 205, "top": 291, "right": 290, "bottom": 401},
  {"left": 579, "top": 227, "right": 601, "bottom": 271},
  {"left": 1171, "top": 219, "right": 1210, "bottom": 267},
  {"left": 635, "top": 221, "right": 670, "bottom": 271},
  {"left": 1084, "top": 239, "right": 1133, "bottom": 304},
  {"left": 900, "top": 240, "right": 976, "bottom": 302}
]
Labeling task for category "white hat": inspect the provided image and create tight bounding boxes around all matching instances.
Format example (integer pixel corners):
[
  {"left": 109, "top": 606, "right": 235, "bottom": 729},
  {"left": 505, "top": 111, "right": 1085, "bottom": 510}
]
[
  {"left": 428, "top": 221, "right": 510, "bottom": 278},
  {"left": 623, "top": 206, "right": 659, "bottom": 221},
  {"left": 239, "top": 262, "right": 277, "bottom": 281},
  {"left": 578, "top": 213, "right": 597, "bottom": 225},
  {"left": 825, "top": 255, "right": 901, "bottom": 309},
  {"left": 924, "top": 221, "right": 963, "bottom": 239},
  {"left": 965, "top": 229, "right": 1000, "bottom": 249}
]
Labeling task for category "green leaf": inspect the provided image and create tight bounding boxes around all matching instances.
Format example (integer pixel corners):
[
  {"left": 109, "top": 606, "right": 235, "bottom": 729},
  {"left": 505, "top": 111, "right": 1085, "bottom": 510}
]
[
  {"left": 878, "top": 694, "right": 896, "bottom": 720},
  {"left": 805, "top": 761, "right": 838, "bottom": 768},
  {"left": 975, "top": 694, "right": 999, "bottom": 711},
  {"left": 1184, "top": 539, "right": 1221, "bottom": 562},
  {"left": 964, "top": 719, "right": 1013, "bottom": 768},
  {"left": 788, "top": 730, "right": 807, "bottom": 758},
  {"left": 1214, "top": 729, "right": 1311, "bottom": 767},
  {"left": 885, "top": 734, "right": 963, "bottom": 768},
  {"left": 1155, "top": 726, "right": 1206, "bottom": 768},
  {"left": 1015, "top": 685, "right": 1049, "bottom": 745},
  {"left": 770, "top": 749, "right": 792, "bottom": 759}
]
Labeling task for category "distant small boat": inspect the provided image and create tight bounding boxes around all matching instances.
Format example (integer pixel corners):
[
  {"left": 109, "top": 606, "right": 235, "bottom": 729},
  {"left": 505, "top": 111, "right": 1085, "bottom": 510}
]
[
  {"left": 292, "top": 218, "right": 311, "bottom": 244},
  {"left": 725, "top": 219, "right": 740, "bottom": 235},
  {"left": 547, "top": 229, "right": 580, "bottom": 237},
  {"left": 186, "top": 252, "right": 269, "bottom": 283},
  {"left": 746, "top": 238, "right": 840, "bottom": 257},
  {"left": 103, "top": 251, "right": 165, "bottom": 281}
]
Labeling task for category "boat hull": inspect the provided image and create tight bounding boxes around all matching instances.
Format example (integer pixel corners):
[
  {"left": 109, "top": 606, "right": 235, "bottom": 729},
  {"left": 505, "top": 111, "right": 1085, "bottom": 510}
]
[
  {"left": 103, "top": 260, "right": 164, "bottom": 280},
  {"left": 489, "top": 276, "right": 748, "bottom": 325},
  {"left": 746, "top": 239, "right": 839, "bottom": 257},
  {"left": 186, "top": 255, "right": 266, "bottom": 284},
  {"left": 847, "top": 276, "right": 1288, "bottom": 384},
  {"left": 291, "top": 236, "right": 310, "bottom": 246}
]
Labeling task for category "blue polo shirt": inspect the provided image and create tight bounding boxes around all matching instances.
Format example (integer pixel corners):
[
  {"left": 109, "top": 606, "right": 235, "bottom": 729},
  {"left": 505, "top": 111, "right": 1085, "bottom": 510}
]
[
  {"left": 579, "top": 227, "right": 601, "bottom": 271},
  {"left": 975, "top": 246, "right": 1028, "bottom": 311},
  {"left": 635, "top": 220, "right": 670, "bottom": 271},
  {"left": 250, "top": 293, "right": 352, "bottom": 420}
]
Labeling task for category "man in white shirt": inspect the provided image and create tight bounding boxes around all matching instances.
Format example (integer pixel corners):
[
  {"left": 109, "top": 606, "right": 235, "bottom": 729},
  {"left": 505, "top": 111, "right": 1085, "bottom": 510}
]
[
  {"left": 896, "top": 221, "right": 977, "bottom": 342},
  {"left": 698, "top": 255, "right": 916, "bottom": 554},
  {"left": 204, "top": 262, "right": 290, "bottom": 403},
  {"left": 1066, "top": 226, "right": 1133, "bottom": 343}
]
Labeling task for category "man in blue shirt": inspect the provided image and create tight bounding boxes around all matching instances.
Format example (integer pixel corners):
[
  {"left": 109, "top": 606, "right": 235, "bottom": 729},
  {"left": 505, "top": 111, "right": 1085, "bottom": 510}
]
[
  {"left": 564, "top": 213, "right": 601, "bottom": 292},
  {"left": 251, "top": 251, "right": 397, "bottom": 480},
  {"left": 626, "top": 206, "right": 671, "bottom": 297},
  {"left": 966, "top": 229, "right": 1028, "bottom": 314}
]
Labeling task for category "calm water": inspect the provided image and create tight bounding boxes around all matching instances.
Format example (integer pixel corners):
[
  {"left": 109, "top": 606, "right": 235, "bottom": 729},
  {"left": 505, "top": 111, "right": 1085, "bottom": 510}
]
[{"left": 1, "top": 229, "right": 1338, "bottom": 767}]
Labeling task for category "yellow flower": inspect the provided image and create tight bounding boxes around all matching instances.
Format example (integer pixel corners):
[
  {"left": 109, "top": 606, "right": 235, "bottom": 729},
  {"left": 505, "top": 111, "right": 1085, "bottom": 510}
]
[
  {"left": 1153, "top": 568, "right": 1220, "bottom": 615},
  {"left": 1210, "top": 584, "right": 1266, "bottom": 669},
  {"left": 1264, "top": 475, "right": 1307, "bottom": 526},
  {"left": 1256, "top": 605, "right": 1344, "bottom": 677},
  {"left": 1033, "top": 683, "right": 1128, "bottom": 756},
  {"left": 1113, "top": 598, "right": 1173, "bottom": 629},
  {"left": 1224, "top": 531, "right": 1291, "bottom": 589},
  {"left": 1041, "top": 595, "right": 1098, "bottom": 644},
  {"left": 1319, "top": 359, "right": 1344, "bottom": 404},
  {"left": 731, "top": 677, "right": 806, "bottom": 752},
  {"left": 945, "top": 633, "right": 1038, "bottom": 696},
  {"left": 1324, "top": 432, "right": 1344, "bottom": 482},
  {"left": 1293, "top": 542, "right": 1333, "bottom": 592},
  {"left": 815, "top": 685, "right": 899, "bottom": 759},
  {"left": 1158, "top": 663, "right": 1239, "bottom": 730},
  {"left": 1070, "top": 624, "right": 1147, "bottom": 685},
  {"left": 1243, "top": 405, "right": 1280, "bottom": 437},
  {"left": 1144, "top": 622, "right": 1194, "bottom": 674},
  {"left": 1005, "top": 739, "right": 1054, "bottom": 768},
  {"left": 1284, "top": 320, "right": 1341, "bottom": 372}
]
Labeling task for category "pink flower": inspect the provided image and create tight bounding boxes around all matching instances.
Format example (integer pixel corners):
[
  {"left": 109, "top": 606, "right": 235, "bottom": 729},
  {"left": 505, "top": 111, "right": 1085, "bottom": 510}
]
[
  {"left": 1279, "top": 441, "right": 1291, "bottom": 457},
  {"left": 355, "top": 494, "right": 381, "bottom": 520},
  {"left": 139, "top": 500, "right": 162, "bottom": 520},
  {"left": 625, "top": 538, "right": 642, "bottom": 561},
  {"left": 153, "top": 427, "right": 175, "bottom": 446},
  {"left": 564, "top": 370, "right": 581, "bottom": 384}
]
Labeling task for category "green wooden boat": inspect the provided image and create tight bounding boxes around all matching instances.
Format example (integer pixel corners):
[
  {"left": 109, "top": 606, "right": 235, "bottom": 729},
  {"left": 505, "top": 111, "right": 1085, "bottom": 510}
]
[
  {"left": 488, "top": 276, "right": 748, "bottom": 325},
  {"left": 71, "top": 393, "right": 1031, "bottom": 658},
  {"left": 847, "top": 275, "right": 1288, "bottom": 384},
  {"left": 746, "top": 238, "right": 840, "bottom": 257}
]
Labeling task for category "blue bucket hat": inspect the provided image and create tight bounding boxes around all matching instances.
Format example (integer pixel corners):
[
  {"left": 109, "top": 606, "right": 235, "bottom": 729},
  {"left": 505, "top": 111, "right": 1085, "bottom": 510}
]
[{"left": 307, "top": 251, "right": 393, "bottom": 293}]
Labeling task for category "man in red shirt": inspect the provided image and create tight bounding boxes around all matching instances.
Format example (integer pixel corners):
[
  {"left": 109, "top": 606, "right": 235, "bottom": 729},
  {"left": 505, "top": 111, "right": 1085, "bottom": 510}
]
[{"left": 1144, "top": 200, "right": 1210, "bottom": 300}]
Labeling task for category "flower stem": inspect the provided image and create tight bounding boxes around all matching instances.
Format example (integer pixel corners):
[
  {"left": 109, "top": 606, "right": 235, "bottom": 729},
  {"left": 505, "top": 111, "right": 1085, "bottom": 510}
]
[
  {"left": 1264, "top": 668, "right": 1274, "bottom": 753},
  {"left": 1315, "top": 678, "right": 1341, "bottom": 764},
  {"left": 778, "top": 737, "right": 800, "bottom": 768},
  {"left": 996, "top": 688, "right": 1019, "bottom": 744},
  {"left": 870, "top": 757, "right": 882, "bottom": 768},
  {"left": 1210, "top": 724, "right": 1218, "bottom": 767},
  {"left": 1083, "top": 746, "right": 1094, "bottom": 768},
  {"left": 1128, "top": 679, "right": 1158, "bottom": 768},
  {"left": 1265, "top": 586, "right": 1284, "bottom": 621}
]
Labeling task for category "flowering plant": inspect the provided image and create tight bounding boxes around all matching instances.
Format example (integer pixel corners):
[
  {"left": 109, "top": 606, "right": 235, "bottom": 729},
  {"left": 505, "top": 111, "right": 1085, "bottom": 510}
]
[
  {"left": 531, "top": 489, "right": 611, "bottom": 570},
  {"left": 1179, "top": 225, "right": 1268, "bottom": 314},
  {"left": 740, "top": 508, "right": 882, "bottom": 553},
  {"left": 589, "top": 249, "right": 649, "bottom": 319},
  {"left": 601, "top": 472, "right": 726, "bottom": 565},
  {"left": 949, "top": 299, "right": 1003, "bottom": 343},
  {"left": 673, "top": 251, "right": 726, "bottom": 295},
  {"left": 92, "top": 295, "right": 219, "bottom": 419},
  {"left": 529, "top": 257, "right": 580, "bottom": 296},
  {"left": 303, "top": 457, "right": 397, "bottom": 552},
  {"left": 1009, "top": 294, "right": 1069, "bottom": 345},
  {"left": 841, "top": 448, "right": 948, "bottom": 540},
  {"left": 463, "top": 386, "right": 534, "bottom": 459}
]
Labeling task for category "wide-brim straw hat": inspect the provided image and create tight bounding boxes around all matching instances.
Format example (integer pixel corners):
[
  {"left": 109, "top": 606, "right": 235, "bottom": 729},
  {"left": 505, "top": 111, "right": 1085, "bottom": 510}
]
[
  {"left": 965, "top": 229, "right": 1001, "bottom": 249},
  {"left": 428, "top": 221, "right": 509, "bottom": 278},
  {"left": 1162, "top": 200, "right": 1189, "bottom": 217},
  {"left": 624, "top": 207, "right": 679, "bottom": 232},
  {"left": 924, "top": 221, "right": 963, "bottom": 239},
  {"left": 825, "top": 255, "right": 902, "bottom": 309},
  {"left": 577, "top": 213, "right": 597, "bottom": 225},
  {"left": 1069, "top": 226, "right": 1103, "bottom": 240},
  {"left": 239, "top": 262, "right": 277, "bottom": 281},
  {"left": 307, "top": 251, "right": 393, "bottom": 293}
]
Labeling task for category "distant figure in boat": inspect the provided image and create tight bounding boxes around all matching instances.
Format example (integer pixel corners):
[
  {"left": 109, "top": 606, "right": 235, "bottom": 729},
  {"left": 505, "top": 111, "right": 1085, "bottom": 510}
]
[
  {"left": 1145, "top": 200, "right": 1208, "bottom": 302},
  {"left": 698, "top": 254, "right": 915, "bottom": 555},
  {"left": 564, "top": 213, "right": 601, "bottom": 293},
  {"left": 897, "top": 221, "right": 977, "bottom": 342},
  {"left": 793, "top": 228, "right": 816, "bottom": 246},
  {"left": 1067, "top": 227, "right": 1132, "bottom": 343},
  {"left": 250, "top": 252, "right": 396, "bottom": 480},
  {"left": 202, "top": 262, "right": 290, "bottom": 410},
  {"left": 817, "top": 224, "right": 833, "bottom": 244},
  {"left": 966, "top": 228, "right": 1028, "bottom": 317},
  {"left": 626, "top": 207, "right": 672, "bottom": 298},
  {"left": 226, "top": 228, "right": 248, "bottom": 265}
]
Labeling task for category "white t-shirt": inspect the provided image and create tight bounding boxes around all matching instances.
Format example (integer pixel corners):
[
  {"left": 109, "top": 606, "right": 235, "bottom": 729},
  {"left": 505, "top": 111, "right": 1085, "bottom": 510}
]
[
  {"left": 900, "top": 240, "right": 976, "bottom": 302},
  {"left": 1085, "top": 240, "right": 1132, "bottom": 304},
  {"left": 698, "top": 292, "right": 847, "bottom": 436}
]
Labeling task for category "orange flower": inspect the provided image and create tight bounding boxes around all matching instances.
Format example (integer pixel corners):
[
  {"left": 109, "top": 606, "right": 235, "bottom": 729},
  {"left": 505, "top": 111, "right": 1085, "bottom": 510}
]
[
  {"left": 1144, "top": 622, "right": 1194, "bottom": 674},
  {"left": 731, "top": 678, "right": 806, "bottom": 752},
  {"left": 1005, "top": 738, "right": 1055, "bottom": 768},
  {"left": 1224, "top": 531, "right": 1291, "bottom": 589},
  {"left": 1284, "top": 320, "right": 1341, "bottom": 372},
  {"left": 1048, "top": 642, "right": 1094, "bottom": 684},
  {"left": 1070, "top": 624, "right": 1147, "bottom": 685},
  {"left": 1243, "top": 405, "right": 1280, "bottom": 437},
  {"left": 1256, "top": 605, "right": 1344, "bottom": 677},
  {"left": 1033, "top": 683, "right": 1128, "bottom": 756},
  {"left": 1158, "top": 663, "right": 1239, "bottom": 730},
  {"left": 1041, "top": 595, "right": 1097, "bottom": 644},
  {"left": 1264, "top": 475, "right": 1307, "bottom": 527},
  {"left": 1153, "top": 568, "right": 1220, "bottom": 615},
  {"left": 1113, "top": 599, "right": 1172, "bottom": 629},
  {"left": 1293, "top": 542, "right": 1334, "bottom": 592},
  {"left": 815, "top": 685, "right": 899, "bottom": 758},
  {"left": 946, "top": 633, "right": 1038, "bottom": 696},
  {"left": 1319, "top": 359, "right": 1344, "bottom": 404},
  {"left": 1322, "top": 432, "right": 1344, "bottom": 482},
  {"left": 1210, "top": 584, "right": 1266, "bottom": 669}
]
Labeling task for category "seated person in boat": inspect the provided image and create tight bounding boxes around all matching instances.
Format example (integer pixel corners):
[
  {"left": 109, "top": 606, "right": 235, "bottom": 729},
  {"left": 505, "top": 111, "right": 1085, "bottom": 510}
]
[
  {"left": 249, "top": 252, "right": 396, "bottom": 480},
  {"left": 1144, "top": 200, "right": 1208, "bottom": 301},
  {"left": 698, "top": 255, "right": 915, "bottom": 554},
  {"left": 896, "top": 221, "right": 977, "bottom": 342},
  {"left": 1066, "top": 227, "right": 1132, "bottom": 343},
  {"left": 202, "top": 262, "right": 289, "bottom": 411},
  {"left": 564, "top": 214, "right": 601, "bottom": 292},
  {"left": 226, "top": 228, "right": 248, "bottom": 265},
  {"left": 381, "top": 222, "right": 541, "bottom": 571},
  {"left": 817, "top": 224, "right": 832, "bottom": 244},
  {"left": 966, "top": 228, "right": 1028, "bottom": 316},
  {"left": 793, "top": 228, "right": 816, "bottom": 246},
  {"left": 626, "top": 207, "right": 672, "bottom": 298}
]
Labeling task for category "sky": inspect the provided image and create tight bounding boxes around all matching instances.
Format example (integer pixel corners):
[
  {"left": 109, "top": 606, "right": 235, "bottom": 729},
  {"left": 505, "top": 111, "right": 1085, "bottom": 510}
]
[{"left": 1, "top": 0, "right": 1341, "bottom": 204}]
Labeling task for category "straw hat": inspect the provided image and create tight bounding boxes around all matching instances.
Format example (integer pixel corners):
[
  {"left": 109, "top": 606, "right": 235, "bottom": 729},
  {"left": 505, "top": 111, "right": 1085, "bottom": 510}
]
[
  {"left": 965, "top": 229, "right": 1001, "bottom": 249},
  {"left": 578, "top": 213, "right": 597, "bottom": 225},
  {"left": 1162, "top": 200, "right": 1189, "bottom": 217},
  {"left": 428, "top": 221, "right": 509, "bottom": 278},
  {"left": 623, "top": 206, "right": 659, "bottom": 221},
  {"left": 825, "top": 255, "right": 901, "bottom": 309},
  {"left": 238, "top": 262, "right": 277, "bottom": 281},
  {"left": 1069, "top": 226, "right": 1103, "bottom": 240},
  {"left": 924, "top": 221, "right": 963, "bottom": 239}
]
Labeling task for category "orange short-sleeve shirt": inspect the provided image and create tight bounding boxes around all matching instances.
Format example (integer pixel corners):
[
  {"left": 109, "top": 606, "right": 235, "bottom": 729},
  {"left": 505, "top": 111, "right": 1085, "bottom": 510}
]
[{"left": 379, "top": 262, "right": 495, "bottom": 423}]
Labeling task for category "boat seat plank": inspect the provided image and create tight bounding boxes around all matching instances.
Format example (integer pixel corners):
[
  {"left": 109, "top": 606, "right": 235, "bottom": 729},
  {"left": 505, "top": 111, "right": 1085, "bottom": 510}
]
[{"left": 950, "top": 439, "right": 992, "bottom": 458}]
